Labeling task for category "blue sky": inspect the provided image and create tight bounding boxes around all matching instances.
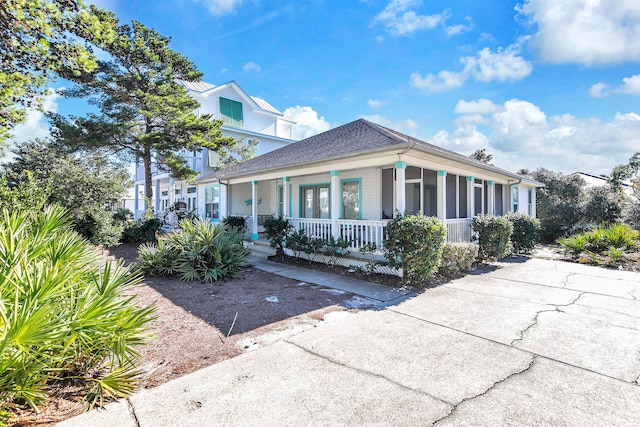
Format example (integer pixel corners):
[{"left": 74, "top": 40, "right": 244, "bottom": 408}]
[{"left": 9, "top": 0, "right": 640, "bottom": 175}]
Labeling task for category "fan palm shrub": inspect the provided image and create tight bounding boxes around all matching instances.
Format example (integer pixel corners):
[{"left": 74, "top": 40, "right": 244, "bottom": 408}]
[
  {"left": 136, "top": 218, "right": 250, "bottom": 282},
  {"left": 0, "top": 206, "right": 155, "bottom": 423}
]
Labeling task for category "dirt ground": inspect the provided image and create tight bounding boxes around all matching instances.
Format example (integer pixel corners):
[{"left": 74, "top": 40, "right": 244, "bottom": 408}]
[{"left": 10, "top": 244, "right": 355, "bottom": 426}]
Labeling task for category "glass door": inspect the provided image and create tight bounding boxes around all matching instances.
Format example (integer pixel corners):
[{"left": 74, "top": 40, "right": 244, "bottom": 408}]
[{"left": 301, "top": 185, "right": 330, "bottom": 218}]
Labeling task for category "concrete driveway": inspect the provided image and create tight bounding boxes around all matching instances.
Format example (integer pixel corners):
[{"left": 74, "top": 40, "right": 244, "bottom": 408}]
[{"left": 59, "top": 257, "right": 640, "bottom": 426}]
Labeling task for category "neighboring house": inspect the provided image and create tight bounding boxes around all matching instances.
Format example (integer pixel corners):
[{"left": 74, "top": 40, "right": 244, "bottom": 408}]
[
  {"left": 570, "top": 172, "right": 634, "bottom": 197},
  {"left": 214, "top": 119, "right": 544, "bottom": 250},
  {"left": 132, "top": 80, "right": 296, "bottom": 220}
]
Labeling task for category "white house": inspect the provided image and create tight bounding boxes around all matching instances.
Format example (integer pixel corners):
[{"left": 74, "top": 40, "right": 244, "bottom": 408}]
[
  {"left": 132, "top": 80, "right": 296, "bottom": 220},
  {"left": 213, "top": 119, "right": 544, "bottom": 249}
]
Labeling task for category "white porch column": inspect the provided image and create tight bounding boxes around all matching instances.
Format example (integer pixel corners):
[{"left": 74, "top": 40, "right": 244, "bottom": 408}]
[
  {"left": 154, "top": 179, "right": 161, "bottom": 214},
  {"left": 282, "top": 176, "right": 290, "bottom": 217},
  {"left": 330, "top": 171, "right": 340, "bottom": 239},
  {"left": 169, "top": 178, "right": 176, "bottom": 227},
  {"left": 134, "top": 184, "right": 140, "bottom": 219},
  {"left": 487, "top": 180, "right": 495, "bottom": 215},
  {"left": 251, "top": 180, "right": 259, "bottom": 241},
  {"left": 466, "top": 176, "right": 475, "bottom": 218},
  {"left": 395, "top": 161, "right": 406, "bottom": 215},
  {"left": 530, "top": 187, "right": 537, "bottom": 217},
  {"left": 437, "top": 170, "right": 447, "bottom": 220}
]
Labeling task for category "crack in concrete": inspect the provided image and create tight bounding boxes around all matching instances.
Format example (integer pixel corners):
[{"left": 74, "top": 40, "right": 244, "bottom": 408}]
[
  {"left": 431, "top": 355, "right": 537, "bottom": 426},
  {"left": 629, "top": 291, "right": 638, "bottom": 301},
  {"left": 634, "top": 374, "right": 640, "bottom": 386},
  {"left": 562, "top": 273, "right": 577, "bottom": 288},
  {"left": 127, "top": 399, "right": 140, "bottom": 427},
  {"left": 511, "top": 293, "right": 585, "bottom": 346},
  {"left": 285, "top": 340, "right": 454, "bottom": 408}
]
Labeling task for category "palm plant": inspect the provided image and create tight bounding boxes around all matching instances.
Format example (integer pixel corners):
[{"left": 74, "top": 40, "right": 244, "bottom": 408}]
[{"left": 0, "top": 206, "right": 155, "bottom": 422}]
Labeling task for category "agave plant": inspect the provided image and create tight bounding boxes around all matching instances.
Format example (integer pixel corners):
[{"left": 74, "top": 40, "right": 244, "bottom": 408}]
[{"left": 0, "top": 206, "right": 155, "bottom": 422}]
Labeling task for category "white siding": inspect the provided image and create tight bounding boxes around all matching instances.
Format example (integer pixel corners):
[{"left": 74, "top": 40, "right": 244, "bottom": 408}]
[{"left": 230, "top": 183, "right": 252, "bottom": 216}]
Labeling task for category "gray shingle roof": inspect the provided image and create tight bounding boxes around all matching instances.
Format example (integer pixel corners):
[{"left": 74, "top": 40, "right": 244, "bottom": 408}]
[{"left": 218, "top": 119, "right": 540, "bottom": 184}]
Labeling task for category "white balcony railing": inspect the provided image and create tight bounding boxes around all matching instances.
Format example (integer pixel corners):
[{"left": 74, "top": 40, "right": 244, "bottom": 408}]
[
  {"left": 289, "top": 218, "right": 333, "bottom": 240},
  {"left": 337, "top": 219, "right": 388, "bottom": 252},
  {"left": 444, "top": 218, "right": 473, "bottom": 243}
]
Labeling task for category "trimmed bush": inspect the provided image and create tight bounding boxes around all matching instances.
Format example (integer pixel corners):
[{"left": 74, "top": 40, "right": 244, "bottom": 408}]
[
  {"left": 263, "top": 215, "right": 293, "bottom": 257},
  {"left": 136, "top": 218, "right": 250, "bottom": 282},
  {"left": 75, "top": 206, "right": 124, "bottom": 248},
  {"left": 122, "top": 209, "right": 162, "bottom": 243},
  {"left": 0, "top": 206, "right": 154, "bottom": 420},
  {"left": 506, "top": 213, "right": 540, "bottom": 254},
  {"left": 472, "top": 214, "right": 513, "bottom": 261},
  {"left": 439, "top": 242, "right": 479, "bottom": 276},
  {"left": 222, "top": 215, "right": 247, "bottom": 234},
  {"left": 383, "top": 213, "right": 446, "bottom": 284}
]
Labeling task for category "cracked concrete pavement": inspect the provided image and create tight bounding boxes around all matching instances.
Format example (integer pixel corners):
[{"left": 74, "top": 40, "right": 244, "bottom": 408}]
[{"left": 58, "top": 257, "right": 640, "bottom": 426}]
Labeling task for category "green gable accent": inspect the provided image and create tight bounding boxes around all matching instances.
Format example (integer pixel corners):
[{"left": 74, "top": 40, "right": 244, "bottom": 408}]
[
  {"left": 437, "top": 170, "right": 447, "bottom": 176},
  {"left": 394, "top": 161, "right": 407, "bottom": 169}
]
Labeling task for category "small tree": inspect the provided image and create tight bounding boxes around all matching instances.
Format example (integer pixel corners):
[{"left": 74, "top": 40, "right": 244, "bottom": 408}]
[
  {"left": 263, "top": 216, "right": 293, "bottom": 258},
  {"left": 383, "top": 212, "right": 446, "bottom": 284},
  {"left": 584, "top": 186, "right": 622, "bottom": 225},
  {"left": 506, "top": 212, "right": 540, "bottom": 254}
]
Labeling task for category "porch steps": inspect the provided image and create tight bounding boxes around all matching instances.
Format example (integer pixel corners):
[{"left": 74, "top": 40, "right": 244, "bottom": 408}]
[{"left": 244, "top": 239, "right": 276, "bottom": 259}]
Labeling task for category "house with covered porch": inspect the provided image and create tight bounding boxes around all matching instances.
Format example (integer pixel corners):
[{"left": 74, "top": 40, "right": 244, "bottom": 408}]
[{"left": 213, "top": 119, "right": 543, "bottom": 252}]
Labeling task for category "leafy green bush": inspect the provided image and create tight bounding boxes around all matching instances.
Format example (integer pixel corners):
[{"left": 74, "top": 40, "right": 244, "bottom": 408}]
[
  {"left": 472, "top": 214, "right": 513, "bottom": 261},
  {"left": 506, "top": 213, "right": 540, "bottom": 254},
  {"left": 439, "top": 242, "right": 479, "bottom": 276},
  {"left": 222, "top": 215, "right": 247, "bottom": 234},
  {"left": 285, "top": 229, "right": 310, "bottom": 258},
  {"left": 323, "top": 236, "right": 351, "bottom": 267},
  {"left": 136, "top": 218, "right": 250, "bottom": 282},
  {"left": 354, "top": 242, "right": 378, "bottom": 276},
  {"left": 122, "top": 209, "right": 162, "bottom": 243},
  {"left": 75, "top": 206, "right": 124, "bottom": 248},
  {"left": 557, "top": 234, "right": 589, "bottom": 258},
  {"left": 263, "top": 215, "right": 293, "bottom": 257},
  {"left": 383, "top": 212, "right": 446, "bottom": 284},
  {"left": 0, "top": 206, "right": 154, "bottom": 421}
]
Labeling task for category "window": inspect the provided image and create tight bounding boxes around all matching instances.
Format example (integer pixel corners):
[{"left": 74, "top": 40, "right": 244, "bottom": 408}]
[
  {"left": 342, "top": 180, "right": 361, "bottom": 220},
  {"left": 528, "top": 188, "right": 533, "bottom": 216},
  {"left": 187, "top": 187, "right": 197, "bottom": 194},
  {"left": 205, "top": 185, "right": 220, "bottom": 220},
  {"left": 219, "top": 97, "right": 243, "bottom": 127}
]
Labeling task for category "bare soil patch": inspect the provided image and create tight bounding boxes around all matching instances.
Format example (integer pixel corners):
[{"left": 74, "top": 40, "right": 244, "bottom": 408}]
[{"left": 10, "top": 244, "right": 355, "bottom": 426}]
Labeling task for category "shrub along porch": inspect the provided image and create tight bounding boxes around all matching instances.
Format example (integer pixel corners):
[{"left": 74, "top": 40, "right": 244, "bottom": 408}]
[{"left": 207, "top": 119, "right": 543, "bottom": 253}]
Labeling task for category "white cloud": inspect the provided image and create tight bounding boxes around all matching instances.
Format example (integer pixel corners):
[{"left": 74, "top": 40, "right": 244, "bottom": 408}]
[
  {"left": 196, "top": 0, "right": 244, "bottom": 17},
  {"left": 445, "top": 16, "right": 474, "bottom": 36},
  {"left": 590, "top": 74, "right": 640, "bottom": 97},
  {"left": 589, "top": 82, "right": 610, "bottom": 98},
  {"left": 619, "top": 74, "right": 640, "bottom": 95},
  {"left": 372, "top": 0, "right": 449, "bottom": 36},
  {"left": 6, "top": 91, "right": 59, "bottom": 154},
  {"left": 518, "top": 0, "right": 640, "bottom": 65},
  {"left": 367, "top": 99, "right": 389, "bottom": 109},
  {"left": 242, "top": 61, "right": 261, "bottom": 73},
  {"left": 283, "top": 106, "right": 331, "bottom": 140},
  {"left": 410, "top": 43, "right": 532, "bottom": 92},
  {"left": 440, "top": 97, "right": 640, "bottom": 174}
]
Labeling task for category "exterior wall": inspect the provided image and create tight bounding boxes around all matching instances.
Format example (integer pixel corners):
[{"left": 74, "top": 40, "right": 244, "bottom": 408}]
[{"left": 229, "top": 183, "right": 252, "bottom": 217}]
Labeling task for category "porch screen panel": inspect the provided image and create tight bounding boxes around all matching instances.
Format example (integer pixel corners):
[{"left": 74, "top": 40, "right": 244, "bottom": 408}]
[
  {"left": 495, "top": 184, "right": 503, "bottom": 215},
  {"left": 474, "top": 186, "right": 483, "bottom": 215},
  {"left": 406, "top": 182, "right": 421, "bottom": 215},
  {"left": 381, "top": 169, "right": 393, "bottom": 219},
  {"left": 458, "top": 176, "right": 468, "bottom": 218},
  {"left": 446, "top": 174, "right": 457, "bottom": 219}
]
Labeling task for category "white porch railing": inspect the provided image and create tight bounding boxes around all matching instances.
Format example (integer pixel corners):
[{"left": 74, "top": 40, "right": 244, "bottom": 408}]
[
  {"left": 444, "top": 218, "right": 473, "bottom": 243},
  {"left": 287, "top": 217, "right": 473, "bottom": 253},
  {"left": 338, "top": 219, "right": 389, "bottom": 252},
  {"left": 289, "top": 218, "right": 333, "bottom": 240}
]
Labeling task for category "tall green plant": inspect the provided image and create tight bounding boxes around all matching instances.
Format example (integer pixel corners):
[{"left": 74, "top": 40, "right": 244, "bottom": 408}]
[
  {"left": 506, "top": 212, "right": 540, "bottom": 254},
  {"left": 472, "top": 214, "right": 513, "bottom": 261},
  {"left": 0, "top": 206, "right": 154, "bottom": 422},
  {"left": 383, "top": 212, "right": 446, "bottom": 284},
  {"left": 263, "top": 215, "right": 293, "bottom": 258}
]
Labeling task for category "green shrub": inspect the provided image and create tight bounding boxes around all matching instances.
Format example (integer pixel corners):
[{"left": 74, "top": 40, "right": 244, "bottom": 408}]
[
  {"left": 439, "top": 242, "right": 479, "bottom": 276},
  {"left": 122, "top": 210, "right": 162, "bottom": 243},
  {"left": 323, "top": 236, "right": 351, "bottom": 267},
  {"left": 285, "top": 229, "right": 310, "bottom": 258},
  {"left": 355, "top": 242, "right": 378, "bottom": 276},
  {"left": 222, "top": 215, "right": 247, "bottom": 234},
  {"left": 136, "top": 218, "right": 250, "bottom": 282},
  {"left": 263, "top": 215, "right": 293, "bottom": 257},
  {"left": 558, "top": 234, "right": 590, "bottom": 258},
  {"left": 558, "top": 223, "right": 638, "bottom": 259},
  {"left": 0, "top": 206, "right": 154, "bottom": 420},
  {"left": 112, "top": 208, "right": 134, "bottom": 223},
  {"left": 383, "top": 212, "right": 446, "bottom": 284},
  {"left": 506, "top": 213, "right": 540, "bottom": 254},
  {"left": 601, "top": 223, "right": 638, "bottom": 250},
  {"left": 472, "top": 214, "right": 513, "bottom": 261},
  {"left": 75, "top": 206, "right": 124, "bottom": 248}
]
